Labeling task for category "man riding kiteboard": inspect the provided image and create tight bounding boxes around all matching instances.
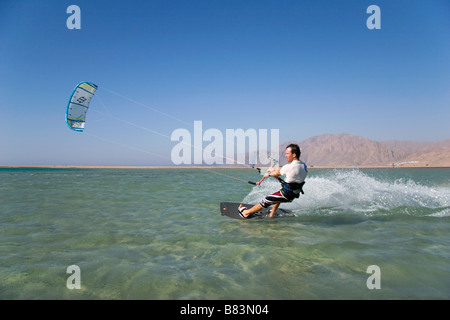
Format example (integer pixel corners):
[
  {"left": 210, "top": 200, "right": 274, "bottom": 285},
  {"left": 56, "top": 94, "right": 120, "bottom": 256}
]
[{"left": 238, "top": 143, "right": 307, "bottom": 218}]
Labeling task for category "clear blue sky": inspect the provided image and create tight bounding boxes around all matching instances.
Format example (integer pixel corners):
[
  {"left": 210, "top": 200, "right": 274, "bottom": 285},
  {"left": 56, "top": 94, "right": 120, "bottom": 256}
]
[{"left": 1, "top": 0, "right": 449, "bottom": 165}]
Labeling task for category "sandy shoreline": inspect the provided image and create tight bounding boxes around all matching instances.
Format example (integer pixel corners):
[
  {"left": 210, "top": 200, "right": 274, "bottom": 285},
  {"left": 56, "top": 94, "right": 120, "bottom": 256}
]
[
  {"left": 1, "top": 164, "right": 448, "bottom": 169},
  {"left": 0, "top": 165, "right": 255, "bottom": 169}
]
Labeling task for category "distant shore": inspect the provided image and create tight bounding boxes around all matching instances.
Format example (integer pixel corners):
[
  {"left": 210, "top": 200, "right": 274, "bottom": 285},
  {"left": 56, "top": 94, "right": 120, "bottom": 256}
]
[{"left": 1, "top": 164, "right": 448, "bottom": 169}]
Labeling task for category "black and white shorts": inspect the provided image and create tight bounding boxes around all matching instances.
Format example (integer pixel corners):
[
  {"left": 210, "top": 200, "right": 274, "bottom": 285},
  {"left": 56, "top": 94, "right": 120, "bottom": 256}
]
[{"left": 259, "top": 190, "right": 293, "bottom": 208}]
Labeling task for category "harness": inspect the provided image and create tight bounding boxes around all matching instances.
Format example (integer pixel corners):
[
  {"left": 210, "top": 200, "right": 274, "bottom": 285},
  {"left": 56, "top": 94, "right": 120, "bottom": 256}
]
[{"left": 277, "top": 177, "right": 305, "bottom": 200}]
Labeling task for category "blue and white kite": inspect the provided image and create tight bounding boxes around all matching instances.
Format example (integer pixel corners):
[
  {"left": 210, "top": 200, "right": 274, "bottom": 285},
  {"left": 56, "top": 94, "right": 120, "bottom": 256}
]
[{"left": 66, "top": 81, "right": 98, "bottom": 132}]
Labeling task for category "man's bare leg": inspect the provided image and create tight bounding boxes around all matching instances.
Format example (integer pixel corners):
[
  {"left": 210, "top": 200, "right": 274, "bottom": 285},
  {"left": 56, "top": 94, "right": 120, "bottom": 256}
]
[
  {"left": 239, "top": 203, "right": 262, "bottom": 218},
  {"left": 269, "top": 203, "right": 280, "bottom": 218}
]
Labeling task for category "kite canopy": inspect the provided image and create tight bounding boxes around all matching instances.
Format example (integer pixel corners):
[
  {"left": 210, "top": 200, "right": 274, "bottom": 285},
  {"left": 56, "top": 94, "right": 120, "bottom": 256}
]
[{"left": 66, "top": 81, "right": 98, "bottom": 132}]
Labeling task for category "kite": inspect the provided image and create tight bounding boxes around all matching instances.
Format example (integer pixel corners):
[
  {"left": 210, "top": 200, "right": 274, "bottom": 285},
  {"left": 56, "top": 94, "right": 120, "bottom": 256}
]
[{"left": 65, "top": 81, "right": 98, "bottom": 132}]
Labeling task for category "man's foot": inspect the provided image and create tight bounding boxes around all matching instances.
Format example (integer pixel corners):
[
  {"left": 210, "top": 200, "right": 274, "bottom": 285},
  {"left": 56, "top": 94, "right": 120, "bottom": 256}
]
[{"left": 238, "top": 204, "right": 248, "bottom": 219}]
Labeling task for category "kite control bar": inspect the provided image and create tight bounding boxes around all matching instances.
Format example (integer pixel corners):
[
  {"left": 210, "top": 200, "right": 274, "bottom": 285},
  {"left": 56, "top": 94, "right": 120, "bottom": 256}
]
[
  {"left": 231, "top": 176, "right": 257, "bottom": 185},
  {"left": 232, "top": 157, "right": 279, "bottom": 186}
]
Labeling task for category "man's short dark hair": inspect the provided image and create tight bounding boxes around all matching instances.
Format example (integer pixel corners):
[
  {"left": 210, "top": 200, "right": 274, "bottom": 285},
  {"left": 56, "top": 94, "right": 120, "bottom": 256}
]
[{"left": 286, "top": 143, "right": 301, "bottom": 158}]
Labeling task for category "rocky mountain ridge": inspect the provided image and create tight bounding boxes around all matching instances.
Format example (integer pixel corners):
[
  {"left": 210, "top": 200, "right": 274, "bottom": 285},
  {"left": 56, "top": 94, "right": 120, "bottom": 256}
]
[{"left": 278, "top": 133, "right": 450, "bottom": 167}]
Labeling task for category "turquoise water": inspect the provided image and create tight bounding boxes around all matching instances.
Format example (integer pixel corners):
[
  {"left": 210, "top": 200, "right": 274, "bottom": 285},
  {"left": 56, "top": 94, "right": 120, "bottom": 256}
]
[{"left": 0, "top": 167, "right": 449, "bottom": 299}]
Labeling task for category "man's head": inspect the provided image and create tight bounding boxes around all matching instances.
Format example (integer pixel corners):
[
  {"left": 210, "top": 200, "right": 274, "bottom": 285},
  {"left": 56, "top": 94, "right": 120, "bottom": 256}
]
[{"left": 285, "top": 143, "right": 301, "bottom": 162}]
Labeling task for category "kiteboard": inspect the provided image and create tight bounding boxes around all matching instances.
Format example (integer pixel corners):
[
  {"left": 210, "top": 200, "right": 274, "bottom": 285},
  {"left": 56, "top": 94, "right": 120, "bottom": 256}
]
[{"left": 220, "top": 202, "right": 295, "bottom": 220}]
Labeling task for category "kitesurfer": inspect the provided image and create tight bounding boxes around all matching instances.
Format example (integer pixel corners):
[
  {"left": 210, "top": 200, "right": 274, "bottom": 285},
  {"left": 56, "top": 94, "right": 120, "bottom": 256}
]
[{"left": 238, "top": 144, "right": 307, "bottom": 218}]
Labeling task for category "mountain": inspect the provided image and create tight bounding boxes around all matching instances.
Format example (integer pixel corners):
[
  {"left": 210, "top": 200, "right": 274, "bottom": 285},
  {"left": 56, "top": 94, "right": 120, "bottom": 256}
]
[{"left": 277, "top": 134, "right": 450, "bottom": 167}]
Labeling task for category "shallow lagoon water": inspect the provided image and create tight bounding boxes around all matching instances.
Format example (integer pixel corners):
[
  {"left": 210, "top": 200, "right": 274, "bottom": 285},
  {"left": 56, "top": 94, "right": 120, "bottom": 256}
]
[{"left": 0, "top": 167, "right": 449, "bottom": 299}]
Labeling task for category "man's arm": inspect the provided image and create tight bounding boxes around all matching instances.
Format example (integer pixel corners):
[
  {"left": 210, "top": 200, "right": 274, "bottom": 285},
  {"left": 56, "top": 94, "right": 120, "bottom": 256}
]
[{"left": 256, "top": 167, "right": 282, "bottom": 185}]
